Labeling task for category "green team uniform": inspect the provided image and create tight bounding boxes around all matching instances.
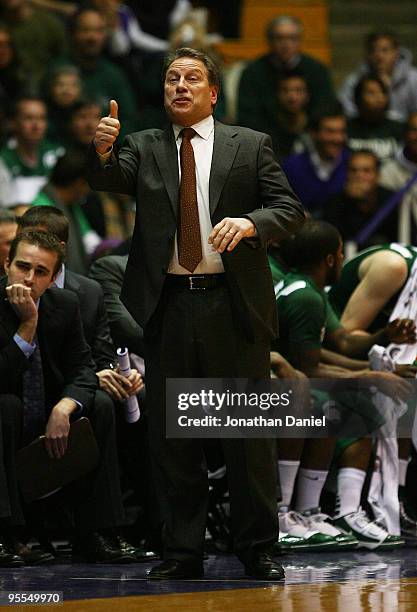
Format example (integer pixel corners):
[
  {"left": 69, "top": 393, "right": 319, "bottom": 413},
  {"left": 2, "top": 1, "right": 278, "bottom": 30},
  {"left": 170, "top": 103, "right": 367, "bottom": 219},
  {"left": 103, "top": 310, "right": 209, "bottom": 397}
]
[
  {"left": 328, "top": 243, "right": 417, "bottom": 452},
  {"left": 276, "top": 272, "right": 384, "bottom": 444},
  {"left": 329, "top": 243, "right": 417, "bottom": 331},
  {"left": 0, "top": 141, "right": 64, "bottom": 180},
  {"left": 268, "top": 251, "right": 290, "bottom": 290},
  {"left": 0, "top": 140, "right": 64, "bottom": 206},
  {"left": 275, "top": 271, "right": 341, "bottom": 358}
]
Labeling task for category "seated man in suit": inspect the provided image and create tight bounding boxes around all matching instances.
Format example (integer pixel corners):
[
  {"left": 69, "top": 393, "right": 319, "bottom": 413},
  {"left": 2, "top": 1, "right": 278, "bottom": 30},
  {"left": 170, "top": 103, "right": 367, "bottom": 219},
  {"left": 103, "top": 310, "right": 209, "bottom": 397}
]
[
  {"left": 89, "top": 255, "right": 168, "bottom": 555},
  {"left": 0, "top": 230, "right": 133, "bottom": 565},
  {"left": 18, "top": 206, "right": 143, "bottom": 403},
  {"left": 18, "top": 206, "right": 151, "bottom": 558}
]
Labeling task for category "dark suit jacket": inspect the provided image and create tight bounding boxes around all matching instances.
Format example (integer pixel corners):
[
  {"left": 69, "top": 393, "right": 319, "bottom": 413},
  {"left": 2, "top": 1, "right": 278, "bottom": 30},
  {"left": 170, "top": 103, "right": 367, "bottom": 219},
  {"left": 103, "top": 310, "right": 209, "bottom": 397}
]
[
  {"left": 64, "top": 269, "right": 116, "bottom": 371},
  {"left": 89, "top": 255, "right": 144, "bottom": 357},
  {"left": 87, "top": 121, "right": 305, "bottom": 340},
  {"left": 0, "top": 279, "right": 97, "bottom": 414}
]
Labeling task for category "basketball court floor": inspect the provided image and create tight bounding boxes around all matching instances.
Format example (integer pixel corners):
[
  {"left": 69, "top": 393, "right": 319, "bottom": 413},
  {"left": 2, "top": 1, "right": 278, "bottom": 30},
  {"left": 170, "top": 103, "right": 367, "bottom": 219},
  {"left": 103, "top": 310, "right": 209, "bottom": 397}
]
[{"left": 2, "top": 548, "right": 417, "bottom": 611}]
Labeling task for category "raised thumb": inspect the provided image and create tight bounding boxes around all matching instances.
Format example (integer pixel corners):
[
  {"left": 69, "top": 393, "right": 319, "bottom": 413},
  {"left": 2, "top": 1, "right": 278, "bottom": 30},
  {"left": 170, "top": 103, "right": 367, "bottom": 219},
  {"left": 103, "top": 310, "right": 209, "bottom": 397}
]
[{"left": 109, "top": 99, "right": 119, "bottom": 120}]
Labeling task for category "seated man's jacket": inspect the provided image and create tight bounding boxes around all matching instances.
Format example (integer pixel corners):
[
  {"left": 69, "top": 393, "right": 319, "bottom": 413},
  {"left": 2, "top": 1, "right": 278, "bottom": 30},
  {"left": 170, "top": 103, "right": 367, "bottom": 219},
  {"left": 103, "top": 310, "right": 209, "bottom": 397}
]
[{"left": 0, "top": 278, "right": 97, "bottom": 414}]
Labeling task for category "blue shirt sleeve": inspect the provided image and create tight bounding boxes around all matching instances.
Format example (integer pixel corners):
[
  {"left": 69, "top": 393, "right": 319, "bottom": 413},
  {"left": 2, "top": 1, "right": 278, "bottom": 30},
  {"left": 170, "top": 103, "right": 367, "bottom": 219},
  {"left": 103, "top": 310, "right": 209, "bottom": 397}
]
[{"left": 13, "top": 333, "right": 36, "bottom": 358}]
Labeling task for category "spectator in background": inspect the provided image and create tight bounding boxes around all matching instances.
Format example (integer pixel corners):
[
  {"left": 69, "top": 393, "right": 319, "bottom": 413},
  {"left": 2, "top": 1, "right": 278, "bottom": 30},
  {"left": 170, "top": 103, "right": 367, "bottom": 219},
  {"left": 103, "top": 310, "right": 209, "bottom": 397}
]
[
  {"left": 238, "top": 15, "right": 335, "bottom": 131},
  {"left": 62, "top": 99, "right": 134, "bottom": 242},
  {"left": 0, "top": 96, "right": 64, "bottom": 208},
  {"left": 347, "top": 76, "right": 404, "bottom": 161},
  {"left": 31, "top": 150, "right": 99, "bottom": 275},
  {"left": 380, "top": 112, "right": 417, "bottom": 243},
  {"left": 46, "top": 65, "right": 83, "bottom": 143},
  {"left": 50, "top": 7, "right": 137, "bottom": 135},
  {"left": 321, "top": 150, "right": 396, "bottom": 248},
  {"left": 0, "top": 209, "right": 17, "bottom": 276},
  {"left": 65, "top": 99, "right": 101, "bottom": 153},
  {"left": 239, "top": 71, "right": 309, "bottom": 162},
  {"left": 339, "top": 31, "right": 417, "bottom": 122},
  {"left": 283, "top": 105, "right": 350, "bottom": 213},
  {"left": 273, "top": 73, "right": 309, "bottom": 161},
  {"left": 0, "top": 0, "right": 68, "bottom": 91},
  {"left": 92, "top": 0, "right": 169, "bottom": 57}
]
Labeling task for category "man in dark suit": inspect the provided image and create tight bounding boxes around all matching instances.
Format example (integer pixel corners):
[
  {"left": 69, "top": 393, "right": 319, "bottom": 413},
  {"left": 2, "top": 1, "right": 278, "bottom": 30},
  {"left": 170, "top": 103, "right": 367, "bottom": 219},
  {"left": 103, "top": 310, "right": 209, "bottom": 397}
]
[
  {"left": 16, "top": 207, "right": 147, "bottom": 560},
  {"left": 87, "top": 47, "right": 305, "bottom": 580},
  {"left": 0, "top": 230, "right": 132, "bottom": 565},
  {"left": 17, "top": 206, "right": 143, "bottom": 403},
  {"left": 89, "top": 254, "right": 144, "bottom": 357}
]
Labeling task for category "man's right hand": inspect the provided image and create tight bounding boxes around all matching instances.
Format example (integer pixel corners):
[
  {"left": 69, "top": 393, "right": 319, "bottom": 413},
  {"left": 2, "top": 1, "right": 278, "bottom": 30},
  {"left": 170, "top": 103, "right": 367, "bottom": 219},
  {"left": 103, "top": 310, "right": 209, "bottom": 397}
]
[
  {"left": 6, "top": 283, "right": 38, "bottom": 344},
  {"left": 6, "top": 283, "right": 37, "bottom": 322},
  {"left": 97, "top": 368, "right": 143, "bottom": 402},
  {"left": 94, "top": 99, "right": 120, "bottom": 155}
]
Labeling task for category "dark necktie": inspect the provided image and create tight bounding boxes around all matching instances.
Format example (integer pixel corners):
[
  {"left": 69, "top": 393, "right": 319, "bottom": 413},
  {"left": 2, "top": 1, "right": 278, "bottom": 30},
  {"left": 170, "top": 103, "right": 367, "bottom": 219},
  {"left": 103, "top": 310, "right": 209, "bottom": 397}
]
[
  {"left": 22, "top": 336, "right": 46, "bottom": 445},
  {"left": 178, "top": 127, "right": 202, "bottom": 273}
]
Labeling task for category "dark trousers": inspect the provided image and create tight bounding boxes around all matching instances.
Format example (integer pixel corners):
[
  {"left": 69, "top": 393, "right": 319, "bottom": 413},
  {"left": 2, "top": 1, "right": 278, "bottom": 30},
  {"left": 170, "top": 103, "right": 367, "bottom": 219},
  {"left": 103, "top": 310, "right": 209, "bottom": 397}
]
[
  {"left": 69, "top": 389, "right": 125, "bottom": 533},
  {"left": 0, "top": 390, "right": 124, "bottom": 533},
  {"left": 144, "top": 283, "right": 278, "bottom": 565},
  {"left": 0, "top": 395, "right": 24, "bottom": 525}
]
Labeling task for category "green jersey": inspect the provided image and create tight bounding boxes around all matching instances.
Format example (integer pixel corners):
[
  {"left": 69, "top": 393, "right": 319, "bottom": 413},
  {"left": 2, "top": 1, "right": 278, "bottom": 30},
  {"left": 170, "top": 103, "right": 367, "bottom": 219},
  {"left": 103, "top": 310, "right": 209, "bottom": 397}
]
[
  {"left": 275, "top": 271, "right": 342, "bottom": 363},
  {"left": 0, "top": 140, "right": 64, "bottom": 206},
  {"left": 268, "top": 253, "right": 289, "bottom": 291},
  {"left": 329, "top": 242, "right": 417, "bottom": 330},
  {"left": 0, "top": 141, "right": 63, "bottom": 179}
]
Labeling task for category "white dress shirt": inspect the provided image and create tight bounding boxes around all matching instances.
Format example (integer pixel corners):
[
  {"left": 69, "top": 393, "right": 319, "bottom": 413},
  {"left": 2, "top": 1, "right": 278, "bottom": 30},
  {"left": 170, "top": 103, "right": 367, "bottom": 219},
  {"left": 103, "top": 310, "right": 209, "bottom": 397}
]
[{"left": 168, "top": 114, "right": 224, "bottom": 275}]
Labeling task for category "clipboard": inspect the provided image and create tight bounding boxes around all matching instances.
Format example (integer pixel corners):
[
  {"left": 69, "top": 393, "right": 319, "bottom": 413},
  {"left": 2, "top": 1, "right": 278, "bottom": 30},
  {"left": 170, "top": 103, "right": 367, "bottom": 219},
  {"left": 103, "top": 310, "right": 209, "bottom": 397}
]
[{"left": 16, "top": 417, "right": 100, "bottom": 503}]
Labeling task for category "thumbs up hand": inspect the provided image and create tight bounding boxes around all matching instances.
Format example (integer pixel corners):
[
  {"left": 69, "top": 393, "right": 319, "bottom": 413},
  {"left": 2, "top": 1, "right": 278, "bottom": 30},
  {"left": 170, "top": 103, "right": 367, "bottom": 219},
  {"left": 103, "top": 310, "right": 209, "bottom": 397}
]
[{"left": 94, "top": 99, "right": 121, "bottom": 155}]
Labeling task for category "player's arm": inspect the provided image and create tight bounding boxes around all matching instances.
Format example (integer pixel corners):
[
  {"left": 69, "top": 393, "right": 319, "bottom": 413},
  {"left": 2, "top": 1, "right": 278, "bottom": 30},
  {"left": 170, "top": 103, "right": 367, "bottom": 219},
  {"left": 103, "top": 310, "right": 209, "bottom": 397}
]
[{"left": 340, "top": 252, "right": 408, "bottom": 331}]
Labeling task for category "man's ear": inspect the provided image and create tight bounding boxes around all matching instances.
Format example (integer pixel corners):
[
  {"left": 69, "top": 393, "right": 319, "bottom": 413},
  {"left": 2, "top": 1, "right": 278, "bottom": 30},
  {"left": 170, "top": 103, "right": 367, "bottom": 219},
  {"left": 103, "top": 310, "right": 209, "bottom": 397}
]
[
  {"left": 48, "top": 270, "right": 59, "bottom": 288},
  {"left": 210, "top": 86, "right": 218, "bottom": 107},
  {"left": 326, "top": 253, "right": 335, "bottom": 268}
]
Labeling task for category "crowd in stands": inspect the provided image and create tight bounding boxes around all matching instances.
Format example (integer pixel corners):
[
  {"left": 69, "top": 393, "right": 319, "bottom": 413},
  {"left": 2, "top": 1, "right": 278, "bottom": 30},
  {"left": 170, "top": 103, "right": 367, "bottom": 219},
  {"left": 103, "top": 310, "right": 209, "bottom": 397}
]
[{"left": 2, "top": 0, "right": 417, "bottom": 567}]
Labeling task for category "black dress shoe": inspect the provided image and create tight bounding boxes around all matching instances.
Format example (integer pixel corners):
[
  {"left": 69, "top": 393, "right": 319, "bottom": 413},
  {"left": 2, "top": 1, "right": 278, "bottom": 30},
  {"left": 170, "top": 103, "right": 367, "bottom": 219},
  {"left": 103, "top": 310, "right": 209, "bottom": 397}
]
[
  {"left": 0, "top": 537, "right": 24, "bottom": 568},
  {"left": 148, "top": 559, "right": 204, "bottom": 580},
  {"left": 244, "top": 553, "right": 285, "bottom": 581},
  {"left": 134, "top": 548, "right": 159, "bottom": 562},
  {"left": 4, "top": 537, "right": 54, "bottom": 566},
  {"left": 112, "top": 535, "right": 159, "bottom": 562},
  {"left": 72, "top": 532, "right": 136, "bottom": 564}
]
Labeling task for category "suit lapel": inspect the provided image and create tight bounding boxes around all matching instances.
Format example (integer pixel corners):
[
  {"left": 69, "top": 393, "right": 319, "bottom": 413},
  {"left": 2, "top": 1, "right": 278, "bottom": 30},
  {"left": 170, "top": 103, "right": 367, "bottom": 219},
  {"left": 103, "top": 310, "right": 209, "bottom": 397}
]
[
  {"left": 209, "top": 122, "right": 239, "bottom": 216},
  {"left": 151, "top": 127, "right": 179, "bottom": 220}
]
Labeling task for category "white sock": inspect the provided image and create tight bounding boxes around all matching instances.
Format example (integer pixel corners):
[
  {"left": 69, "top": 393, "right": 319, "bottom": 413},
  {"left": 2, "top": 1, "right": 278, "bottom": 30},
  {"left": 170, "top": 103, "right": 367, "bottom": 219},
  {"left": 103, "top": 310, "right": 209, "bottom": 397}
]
[
  {"left": 334, "top": 467, "right": 366, "bottom": 518},
  {"left": 295, "top": 468, "right": 328, "bottom": 512},
  {"left": 278, "top": 460, "right": 300, "bottom": 509},
  {"left": 399, "top": 458, "right": 409, "bottom": 488}
]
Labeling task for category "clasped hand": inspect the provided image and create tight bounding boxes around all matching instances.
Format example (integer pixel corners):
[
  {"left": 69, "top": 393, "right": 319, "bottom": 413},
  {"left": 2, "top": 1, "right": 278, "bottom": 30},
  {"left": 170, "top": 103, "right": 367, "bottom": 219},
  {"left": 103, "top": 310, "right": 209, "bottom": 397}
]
[
  {"left": 97, "top": 368, "right": 144, "bottom": 402},
  {"left": 209, "top": 217, "right": 257, "bottom": 253}
]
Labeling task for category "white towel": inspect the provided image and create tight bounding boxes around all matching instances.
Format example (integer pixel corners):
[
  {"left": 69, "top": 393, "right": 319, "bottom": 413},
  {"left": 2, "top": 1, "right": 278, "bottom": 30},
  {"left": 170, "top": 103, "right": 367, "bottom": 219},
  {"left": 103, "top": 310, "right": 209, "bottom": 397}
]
[{"left": 367, "top": 256, "right": 417, "bottom": 534}]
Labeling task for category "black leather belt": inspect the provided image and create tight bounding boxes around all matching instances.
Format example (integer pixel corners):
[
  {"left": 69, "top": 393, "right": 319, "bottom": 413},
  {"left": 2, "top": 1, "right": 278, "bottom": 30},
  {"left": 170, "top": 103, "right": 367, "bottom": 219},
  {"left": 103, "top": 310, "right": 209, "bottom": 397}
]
[{"left": 165, "top": 273, "right": 225, "bottom": 290}]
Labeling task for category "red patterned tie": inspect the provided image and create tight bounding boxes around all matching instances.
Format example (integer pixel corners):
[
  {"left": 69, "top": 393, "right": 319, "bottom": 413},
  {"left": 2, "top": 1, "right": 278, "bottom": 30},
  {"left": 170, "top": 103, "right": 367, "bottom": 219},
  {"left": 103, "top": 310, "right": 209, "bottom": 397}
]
[{"left": 178, "top": 127, "right": 202, "bottom": 272}]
